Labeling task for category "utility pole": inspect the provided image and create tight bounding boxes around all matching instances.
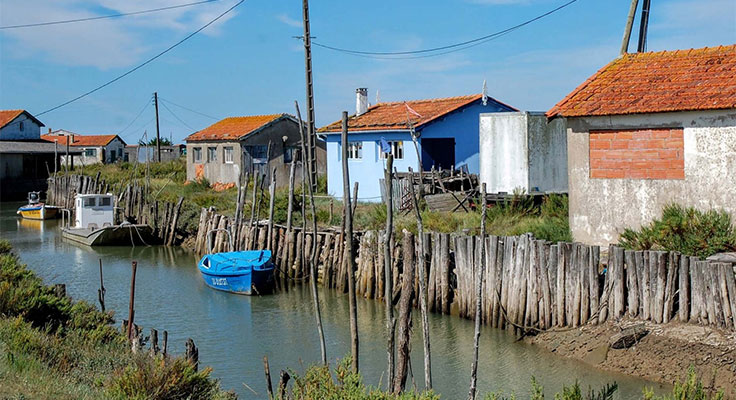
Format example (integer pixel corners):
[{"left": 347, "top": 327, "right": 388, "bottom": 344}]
[
  {"left": 301, "top": 0, "right": 317, "bottom": 191},
  {"left": 620, "top": 0, "right": 639, "bottom": 55},
  {"left": 637, "top": 0, "right": 651, "bottom": 53},
  {"left": 154, "top": 92, "right": 161, "bottom": 162}
]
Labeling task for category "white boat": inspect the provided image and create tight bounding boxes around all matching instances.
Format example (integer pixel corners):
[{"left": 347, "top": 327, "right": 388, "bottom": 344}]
[{"left": 61, "top": 193, "right": 154, "bottom": 246}]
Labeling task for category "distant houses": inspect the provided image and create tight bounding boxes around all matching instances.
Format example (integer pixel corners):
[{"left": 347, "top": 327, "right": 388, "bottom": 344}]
[
  {"left": 41, "top": 129, "right": 127, "bottom": 165},
  {"left": 318, "top": 89, "right": 516, "bottom": 200},
  {"left": 124, "top": 144, "right": 185, "bottom": 163},
  {"left": 184, "top": 114, "right": 326, "bottom": 188},
  {"left": 547, "top": 45, "right": 736, "bottom": 245}
]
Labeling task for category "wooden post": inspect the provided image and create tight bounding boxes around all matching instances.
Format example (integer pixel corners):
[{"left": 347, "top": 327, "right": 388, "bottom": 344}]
[
  {"left": 263, "top": 356, "right": 274, "bottom": 400},
  {"left": 127, "top": 261, "right": 137, "bottom": 341},
  {"left": 162, "top": 330, "right": 168, "bottom": 357},
  {"left": 185, "top": 338, "right": 199, "bottom": 371},
  {"left": 267, "top": 168, "right": 277, "bottom": 249},
  {"left": 341, "top": 111, "right": 359, "bottom": 372},
  {"left": 620, "top": 0, "right": 640, "bottom": 55},
  {"left": 383, "top": 153, "right": 396, "bottom": 387},
  {"left": 393, "top": 230, "right": 416, "bottom": 394},
  {"left": 278, "top": 370, "right": 290, "bottom": 399},
  {"left": 98, "top": 258, "right": 106, "bottom": 312},
  {"left": 407, "top": 167, "right": 432, "bottom": 389},
  {"left": 468, "top": 183, "right": 487, "bottom": 400},
  {"left": 286, "top": 158, "right": 297, "bottom": 232},
  {"left": 150, "top": 328, "right": 159, "bottom": 355}
]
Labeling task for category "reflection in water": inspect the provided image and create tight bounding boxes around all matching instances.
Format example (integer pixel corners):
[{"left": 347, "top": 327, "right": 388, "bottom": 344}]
[{"left": 0, "top": 202, "right": 667, "bottom": 399}]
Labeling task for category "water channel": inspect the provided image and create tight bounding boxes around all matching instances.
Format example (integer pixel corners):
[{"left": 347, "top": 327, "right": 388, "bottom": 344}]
[{"left": 0, "top": 202, "right": 667, "bottom": 399}]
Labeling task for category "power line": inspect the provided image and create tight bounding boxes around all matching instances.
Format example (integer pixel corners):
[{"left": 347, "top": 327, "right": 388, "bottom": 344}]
[
  {"left": 116, "top": 97, "right": 152, "bottom": 135},
  {"left": 312, "top": 0, "right": 578, "bottom": 59},
  {"left": 160, "top": 101, "right": 195, "bottom": 130},
  {"left": 35, "top": 0, "right": 245, "bottom": 117},
  {"left": 159, "top": 97, "right": 220, "bottom": 120},
  {"left": 0, "top": 0, "right": 221, "bottom": 30}
]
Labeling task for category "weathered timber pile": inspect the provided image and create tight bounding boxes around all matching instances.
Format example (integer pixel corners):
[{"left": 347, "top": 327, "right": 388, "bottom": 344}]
[
  {"left": 196, "top": 208, "right": 736, "bottom": 332},
  {"left": 47, "top": 174, "right": 184, "bottom": 245}
]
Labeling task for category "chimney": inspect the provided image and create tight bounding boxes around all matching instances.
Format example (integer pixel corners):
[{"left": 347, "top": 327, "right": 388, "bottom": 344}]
[
  {"left": 356, "top": 88, "right": 368, "bottom": 116},
  {"left": 48, "top": 128, "right": 52, "bottom": 133}
]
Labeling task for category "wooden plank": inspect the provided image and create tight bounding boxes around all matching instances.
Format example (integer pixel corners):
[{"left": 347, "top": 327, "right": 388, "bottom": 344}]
[
  {"left": 579, "top": 245, "right": 590, "bottom": 324},
  {"left": 662, "top": 252, "right": 679, "bottom": 323},
  {"left": 678, "top": 255, "right": 690, "bottom": 322},
  {"left": 716, "top": 263, "right": 733, "bottom": 329},
  {"left": 723, "top": 262, "right": 736, "bottom": 329}
]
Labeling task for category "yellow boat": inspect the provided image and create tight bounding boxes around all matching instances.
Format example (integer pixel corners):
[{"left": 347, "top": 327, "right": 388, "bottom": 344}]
[{"left": 16, "top": 192, "right": 60, "bottom": 220}]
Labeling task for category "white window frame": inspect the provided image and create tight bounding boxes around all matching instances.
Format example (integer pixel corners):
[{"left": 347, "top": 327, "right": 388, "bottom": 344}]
[
  {"left": 192, "top": 147, "right": 202, "bottom": 163},
  {"left": 379, "top": 141, "right": 404, "bottom": 160},
  {"left": 347, "top": 142, "right": 362, "bottom": 160},
  {"left": 207, "top": 147, "right": 217, "bottom": 163},
  {"left": 223, "top": 146, "right": 234, "bottom": 164},
  {"left": 84, "top": 148, "right": 97, "bottom": 158}
]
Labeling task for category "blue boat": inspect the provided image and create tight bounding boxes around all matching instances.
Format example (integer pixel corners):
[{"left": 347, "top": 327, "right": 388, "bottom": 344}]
[{"left": 198, "top": 250, "right": 276, "bottom": 295}]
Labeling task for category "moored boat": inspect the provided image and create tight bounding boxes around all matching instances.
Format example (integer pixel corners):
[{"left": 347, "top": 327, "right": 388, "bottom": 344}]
[
  {"left": 16, "top": 192, "right": 60, "bottom": 220},
  {"left": 198, "top": 250, "right": 276, "bottom": 295}
]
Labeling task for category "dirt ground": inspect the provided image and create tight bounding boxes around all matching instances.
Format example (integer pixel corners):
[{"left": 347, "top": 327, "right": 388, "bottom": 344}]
[{"left": 526, "top": 319, "right": 736, "bottom": 397}]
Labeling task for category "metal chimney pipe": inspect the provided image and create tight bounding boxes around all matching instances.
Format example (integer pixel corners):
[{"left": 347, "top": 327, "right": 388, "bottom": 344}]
[{"left": 356, "top": 88, "right": 368, "bottom": 116}]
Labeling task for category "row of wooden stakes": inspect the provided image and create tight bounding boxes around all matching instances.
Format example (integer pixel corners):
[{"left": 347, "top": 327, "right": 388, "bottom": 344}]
[{"left": 196, "top": 208, "right": 736, "bottom": 332}]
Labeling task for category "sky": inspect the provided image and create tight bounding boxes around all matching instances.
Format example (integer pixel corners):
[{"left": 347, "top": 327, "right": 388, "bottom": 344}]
[{"left": 1, "top": 0, "right": 734, "bottom": 145}]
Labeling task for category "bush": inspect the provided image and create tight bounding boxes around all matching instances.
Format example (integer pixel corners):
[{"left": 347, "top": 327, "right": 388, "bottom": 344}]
[
  {"left": 619, "top": 204, "right": 736, "bottom": 258},
  {"left": 643, "top": 367, "right": 724, "bottom": 400}
]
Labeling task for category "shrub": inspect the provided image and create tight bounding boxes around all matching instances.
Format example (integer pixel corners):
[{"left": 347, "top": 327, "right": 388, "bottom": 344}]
[
  {"left": 643, "top": 367, "right": 724, "bottom": 400},
  {"left": 619, "top": 204, "right": 736, "bottom": 258}
]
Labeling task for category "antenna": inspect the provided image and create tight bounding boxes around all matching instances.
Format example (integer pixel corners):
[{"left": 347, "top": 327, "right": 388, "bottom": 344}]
[
  {"left": 376, "top": 89, "right": 381, "bottom": 104},
  {"left": 481, "top": 80, "right": 488, "bottom": 106}
]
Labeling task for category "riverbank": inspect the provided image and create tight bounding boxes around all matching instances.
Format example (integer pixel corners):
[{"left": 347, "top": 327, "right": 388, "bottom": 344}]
[
  {"left": 0, "top": 240, "right": 233, "bottom": 399},
  {"left": 527, "top": 319, "right": 736, "bottom": 398}
]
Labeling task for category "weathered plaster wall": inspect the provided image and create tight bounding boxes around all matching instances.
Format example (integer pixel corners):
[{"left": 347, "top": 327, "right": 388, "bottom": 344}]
[
  {"left": 0, "top": 115, "right": 41, "bottom": 141},
  {"left": 566, "top": 109, "right": 736, "bottom": 246},
  {"left": 186, "top": 141, "right": 242, "bottom": 184},
  {"left": 479, "top": 112, "right": 567, "bottom": 194}
]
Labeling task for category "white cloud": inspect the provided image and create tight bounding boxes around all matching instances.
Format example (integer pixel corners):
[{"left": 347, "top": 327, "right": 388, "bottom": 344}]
[
  {"left": 0, "top": 0, "right": 239, "bottom": 69},
  {"left": 276, "top": 13, "right": 302, "bottom": 28}
]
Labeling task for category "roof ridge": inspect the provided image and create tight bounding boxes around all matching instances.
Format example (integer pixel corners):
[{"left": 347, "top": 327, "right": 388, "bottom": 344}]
[{"left": 373, "top": 93, "right": 481, "bottom": 107}]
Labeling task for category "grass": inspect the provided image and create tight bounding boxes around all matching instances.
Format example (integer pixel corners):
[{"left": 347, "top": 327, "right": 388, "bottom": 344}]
[
  {"left": 619, "top": 204, "right": 736, "bottom": 258},
  {"left": 0, "top": 239, "right": 233, "bottom": 399},
  {"left": 61, "top": 161, "right": 571, "bottom": 244}
]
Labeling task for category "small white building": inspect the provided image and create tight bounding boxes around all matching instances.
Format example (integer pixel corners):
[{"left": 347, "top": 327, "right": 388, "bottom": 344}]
[
  {"left": 41, "top": 130, "right": 126, "bottom": 165},
  {"left": 479, "top": 111, "right": 567, "bottom": 194}
]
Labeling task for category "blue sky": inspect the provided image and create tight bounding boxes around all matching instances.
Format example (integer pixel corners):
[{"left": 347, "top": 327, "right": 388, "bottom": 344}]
[{"left": 1, "top": 0, "right": 734, "bottom": 145}]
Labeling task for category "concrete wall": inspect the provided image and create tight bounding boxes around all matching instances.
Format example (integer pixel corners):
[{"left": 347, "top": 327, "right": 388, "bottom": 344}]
[
  {"left": 479, "top": 112, "right": 567, "bottom": 194},
  {"left": 186, "top": 118, "right": 326, "bottom": 189},
  {"left": 566, "top": 109, "right": 736, "bottom": 246},
  {"left": 0, "top": 114, "right": 42, "bottom": 141}
]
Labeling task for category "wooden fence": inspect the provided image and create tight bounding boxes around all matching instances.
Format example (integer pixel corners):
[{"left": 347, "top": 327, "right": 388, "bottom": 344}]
[
  {"left": 200, "top": 208, "right": 736, "bottom": 332},
  {"left": 47, "top": 174, "right": 184, "bottom": 245}
]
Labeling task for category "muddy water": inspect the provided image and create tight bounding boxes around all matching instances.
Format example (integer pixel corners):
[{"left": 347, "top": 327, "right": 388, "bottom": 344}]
[{"left": 0, "top": 202, "right": 667, "bottom": 399}]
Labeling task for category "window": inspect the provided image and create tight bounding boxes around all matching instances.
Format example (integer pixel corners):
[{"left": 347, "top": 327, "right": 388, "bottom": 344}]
[
  {"left": 207, "top": 147, "right": 217, "bottom": 163},
  {"left": 284, "top": 146, "right": 300, "bottom": 163},
  {"left": 246, "top": 145, "right": 268, "bottom": 163},
  {"left": 99, "top": 197, "right": 111, "bottom": 206},
  {"left": 346, "top": 142, "right": 362, "bottom": 159},
  {"left": 19, "top": 122, "right": 24, "bottom": 131},
  {"left": 379, "top": 141, "right": 404, "bottom": 160},
  {"left": 84, "top": 197, "right": 96, "bottom": 207},
  {"left": 192, "top": 147, "right": 202, "bottom": 163},
  {"left": 224, "top": 146, "right": 234, "bottom": 163},
  {"left": 84, "top": 148, "right": 97, "bottom": 157}
]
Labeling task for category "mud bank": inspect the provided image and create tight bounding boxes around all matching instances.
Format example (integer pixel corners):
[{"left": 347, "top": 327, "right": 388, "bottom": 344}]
[{"left": 527, "top": 320, "right": 736, "bottom": 397}]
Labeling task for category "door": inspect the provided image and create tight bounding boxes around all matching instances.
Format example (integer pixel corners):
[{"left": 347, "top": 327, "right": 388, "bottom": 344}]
[{"left": 421, "top": 138, "right": 455, "bottom": 171}]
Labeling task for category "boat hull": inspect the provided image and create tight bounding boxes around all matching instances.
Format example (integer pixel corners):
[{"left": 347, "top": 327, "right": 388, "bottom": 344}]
[
  {"left": 61, "top": 225, "right": 155, "bottom": 246},
  {"left": 200, "top": 267, "right": 274, "bottom": 295},
  {"left": 17, "top": 206, "right": 59, "bottom": 220}
]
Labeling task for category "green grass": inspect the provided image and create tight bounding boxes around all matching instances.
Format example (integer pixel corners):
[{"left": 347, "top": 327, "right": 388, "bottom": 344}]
[
  {"left": 619, "top": 204, "right": 736, "bottom": 258},
  {"left": 0, "top": 240, "right": 233, "bottom": 399}
]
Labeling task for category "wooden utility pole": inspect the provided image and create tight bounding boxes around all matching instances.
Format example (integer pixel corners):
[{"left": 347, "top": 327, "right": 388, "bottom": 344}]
[
  {"left": 468, "top": 183, "right": 487, "bottom": 400},
  {"left": 637, "top": 0, "right": 651, "bottom": 53},
  {"left": 301, "top": 0, "right": 317, "bottom": 191},
  {"left": 620, "top": 0, "right": 640, "bottom": 55},
  {"left": 408, "top": 167, "right": 432, "bottom": 389},
  {"left": 154, "top": 92, "right": 161, "bottom": 162},
  {"left": 296, "top": 100, "right": 327, "bottom": 365},
  {"left": 383, "top": 153, "right": 396, "bottom": 388},
  {"left": 341, "top": 111, "right": 360, "bottom": 372},
  {"left": 127, "top": 261, "right": 138, "bottom": 341}
]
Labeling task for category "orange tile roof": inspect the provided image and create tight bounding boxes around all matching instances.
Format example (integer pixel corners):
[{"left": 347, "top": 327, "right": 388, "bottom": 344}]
[
  {"left": 319, "top": 94, "right": 514, "bottom": 133},
  {"left": 185, "top": 114, "right": 287, "bottom": 141},
  {"left": 40, "top": 133, "right": 120, "bottom": 147},
  {"left": 547, "top": 45, "right": 736, "bottom": 118},
  {"left": 0, "top": 109, "right": 44, "bottom": 129}
]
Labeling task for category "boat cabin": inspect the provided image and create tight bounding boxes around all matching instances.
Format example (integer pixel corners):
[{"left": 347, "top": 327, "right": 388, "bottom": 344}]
[{"left": 74, "top": 194, "right": 114, "bottom": 229}]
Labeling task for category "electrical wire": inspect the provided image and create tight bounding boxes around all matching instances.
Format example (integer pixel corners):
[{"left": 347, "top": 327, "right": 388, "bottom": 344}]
[
  {"left": 312, "top": 0, "right": 578, "bottom": 59},
  {"left": 116, "top": 97, "right": 152, "bottom": 136},
  {"left": 160, "top": 100, "right": 196, "bottom": 130},
  {"left": 0, "top": 0, "right": 221, "bottom": 30},
  {"left": 159, "top": 97, "right": 220, "bottom": 120},
  {"left": 35, "top": 0, "right": 245, "bottom": 117}
]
